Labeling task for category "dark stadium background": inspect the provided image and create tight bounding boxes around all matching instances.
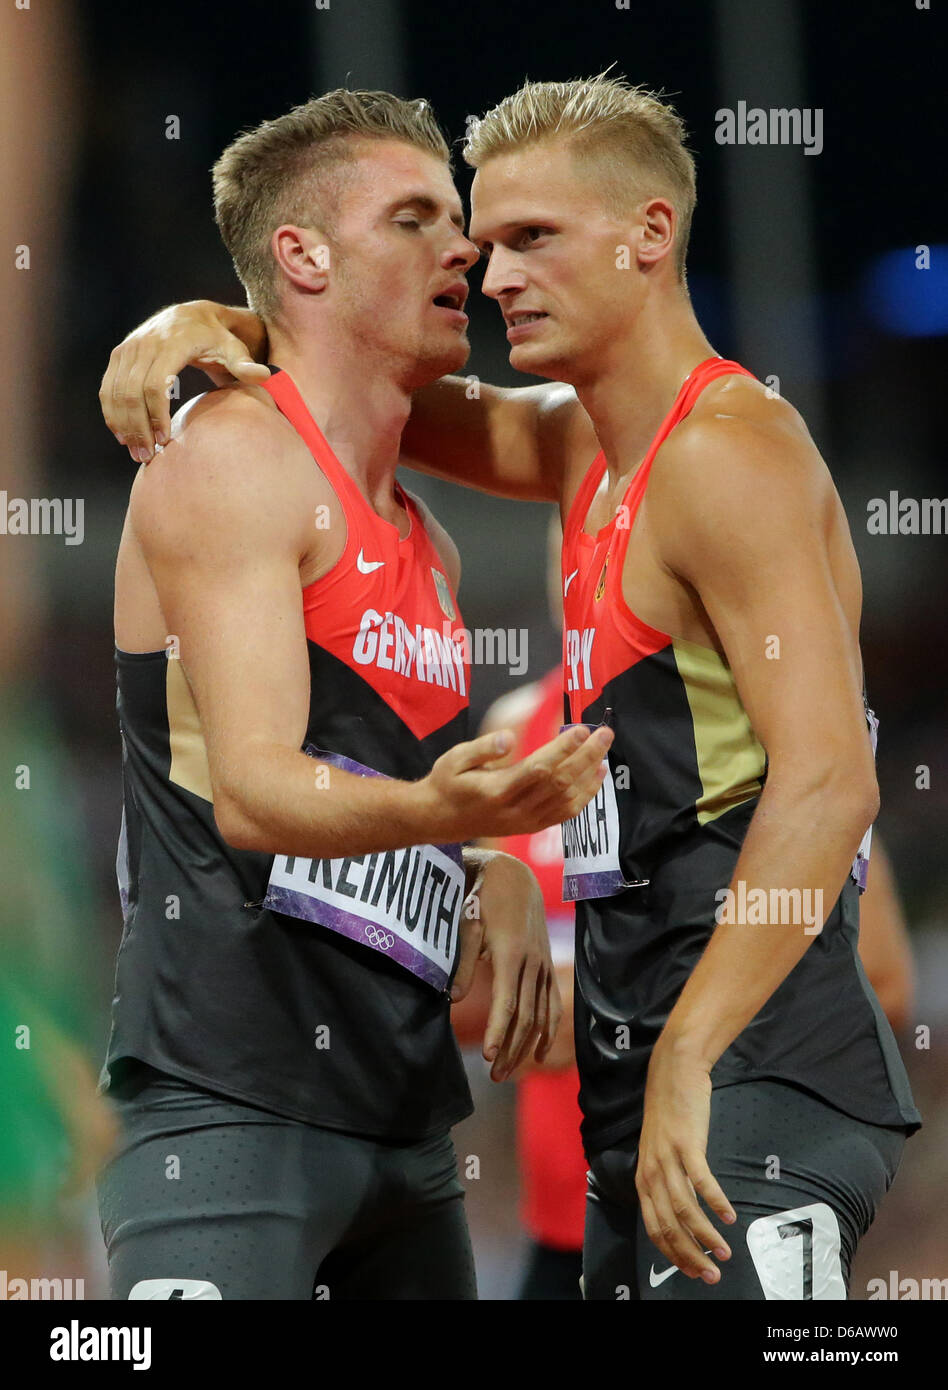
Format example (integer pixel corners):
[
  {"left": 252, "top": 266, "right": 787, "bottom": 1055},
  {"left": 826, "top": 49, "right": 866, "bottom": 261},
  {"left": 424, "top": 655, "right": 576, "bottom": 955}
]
[{"left": 5, "top": 0, "right": 945, "bottom": 1299}]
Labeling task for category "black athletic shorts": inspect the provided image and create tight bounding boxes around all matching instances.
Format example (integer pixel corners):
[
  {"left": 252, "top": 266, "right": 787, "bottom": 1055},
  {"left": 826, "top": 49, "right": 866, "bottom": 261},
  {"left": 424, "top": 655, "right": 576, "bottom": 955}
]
[
  {"left": 583, "top": 1078, "right": 906, "bottom": 1301},
  {"left": 96, "top": 1063, "right": 477, "bottom": 1300}
]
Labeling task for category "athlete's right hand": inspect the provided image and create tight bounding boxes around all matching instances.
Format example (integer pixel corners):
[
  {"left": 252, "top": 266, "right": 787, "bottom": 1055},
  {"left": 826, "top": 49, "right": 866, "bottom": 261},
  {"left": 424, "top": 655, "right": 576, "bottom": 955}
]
[
  {"left": 418, "top": 723, "right": 614, "bottom": 841},
  {"left": 99, "top": 300, "right": 268, "bottom": 463}
]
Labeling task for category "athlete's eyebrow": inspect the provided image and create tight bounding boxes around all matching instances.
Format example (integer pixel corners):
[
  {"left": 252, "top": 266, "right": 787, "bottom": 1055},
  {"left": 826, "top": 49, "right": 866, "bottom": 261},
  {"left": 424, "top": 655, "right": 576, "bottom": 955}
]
[{"left": 387, "top": 193, "right": 466, "bottom": 231}]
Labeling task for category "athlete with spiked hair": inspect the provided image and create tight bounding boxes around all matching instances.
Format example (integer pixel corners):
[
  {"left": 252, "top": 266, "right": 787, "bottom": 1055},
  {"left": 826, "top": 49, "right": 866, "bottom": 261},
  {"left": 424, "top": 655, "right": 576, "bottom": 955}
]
[
  {"left": 101, "top": 74, "right": 919, "bottom": 1301},
  {"left": 96, "top": 88, "right": 613, "bottom": 1302}
]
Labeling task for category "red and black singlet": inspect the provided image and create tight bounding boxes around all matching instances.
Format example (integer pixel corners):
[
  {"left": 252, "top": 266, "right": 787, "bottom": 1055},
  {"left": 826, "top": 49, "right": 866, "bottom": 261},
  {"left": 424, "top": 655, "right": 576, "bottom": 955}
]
[
  {"left": 560, "top": 357, "right": 921, "bottom": 1157},
  {"left": 102, "top": 368, "right": 474, "bottom": 1139}
]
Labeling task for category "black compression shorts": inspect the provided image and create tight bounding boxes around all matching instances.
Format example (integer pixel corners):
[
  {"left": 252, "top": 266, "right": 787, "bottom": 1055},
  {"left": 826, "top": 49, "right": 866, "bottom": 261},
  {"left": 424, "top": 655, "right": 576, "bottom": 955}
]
[
  {"left": 96, "top": 1063, "right": 476, "bottom": 1301},
  {"left": 583, "top": 1078, "right": 905, "bottom": 1301}
]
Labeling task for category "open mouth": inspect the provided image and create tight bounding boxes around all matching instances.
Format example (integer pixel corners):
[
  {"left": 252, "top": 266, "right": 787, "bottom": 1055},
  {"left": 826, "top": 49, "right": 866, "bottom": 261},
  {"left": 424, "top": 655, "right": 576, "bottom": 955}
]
[
  {"left": 508, "top": 311, "right": 548, "bottom": 327},
  {"left": 432, "top": 282, "right": 468, "bottom": 314}
]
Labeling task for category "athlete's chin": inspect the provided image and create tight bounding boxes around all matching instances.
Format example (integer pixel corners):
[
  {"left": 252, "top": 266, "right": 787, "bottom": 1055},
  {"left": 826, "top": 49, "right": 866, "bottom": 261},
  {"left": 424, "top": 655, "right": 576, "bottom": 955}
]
[
  {"left": 415, "top": 336, "right": 470, "bottom": 383},
  {"left": 508, "top": 340, "right": 572, "bottom": 382}
]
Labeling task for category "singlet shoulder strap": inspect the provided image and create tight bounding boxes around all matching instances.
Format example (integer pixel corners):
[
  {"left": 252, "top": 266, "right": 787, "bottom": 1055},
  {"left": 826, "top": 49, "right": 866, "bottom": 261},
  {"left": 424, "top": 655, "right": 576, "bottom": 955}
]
[
  {"left": 564, "top": 359, "right": 755, "bottom": 541},
  {"left": 676, "top": 356, "right": 755, "bottom": 420},
  {"left": 261, "top": 366, "right": 371, "bottom": 519},
  {"left": 636, "top": 357, "right": 755, "bottom": 488},
  {"left": 616, "top": 357, "right": 756, "bottom": 523}
]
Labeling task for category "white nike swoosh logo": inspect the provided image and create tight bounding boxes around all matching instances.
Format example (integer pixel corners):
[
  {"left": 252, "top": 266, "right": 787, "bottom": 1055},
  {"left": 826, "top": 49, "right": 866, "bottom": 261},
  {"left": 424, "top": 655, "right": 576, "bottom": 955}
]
[
  {"left": 564, "top": 568, "right": 579, "bottom": 596},
  {"left": 649, "top": 1247, "right": 714, "bottom": 1288},
  {"left": 357, "top": 549, "right": 385, "bottom": 573}
]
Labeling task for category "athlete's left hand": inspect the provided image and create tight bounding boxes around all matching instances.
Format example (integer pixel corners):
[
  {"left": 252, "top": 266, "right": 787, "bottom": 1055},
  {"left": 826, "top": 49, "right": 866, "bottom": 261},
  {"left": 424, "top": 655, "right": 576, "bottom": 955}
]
[
  {"left": 636, "top": 1041, "right": 737, "bottom": 1283},
  {"left": 99, "top": 300, "right": 270, "bottom": 461},
  {"left": 454, "top": 852, "right": 561, "bottom": 1082}
]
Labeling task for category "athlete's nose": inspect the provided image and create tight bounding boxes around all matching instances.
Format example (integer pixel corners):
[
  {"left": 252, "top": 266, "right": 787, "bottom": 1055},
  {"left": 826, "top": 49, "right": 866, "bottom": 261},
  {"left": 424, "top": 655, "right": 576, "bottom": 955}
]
[
  {"left": 480, "top": 246, "right": 527, "bottom": 301},
  {"left": 443, "top": 229, "right": 480, "bottom": 274}
]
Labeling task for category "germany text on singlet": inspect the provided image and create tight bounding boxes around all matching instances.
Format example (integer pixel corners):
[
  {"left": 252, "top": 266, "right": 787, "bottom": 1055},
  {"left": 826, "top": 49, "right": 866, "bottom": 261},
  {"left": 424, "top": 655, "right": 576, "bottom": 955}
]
[{"left": 101, "top": 368, "right": 474, "bottom": 1140}]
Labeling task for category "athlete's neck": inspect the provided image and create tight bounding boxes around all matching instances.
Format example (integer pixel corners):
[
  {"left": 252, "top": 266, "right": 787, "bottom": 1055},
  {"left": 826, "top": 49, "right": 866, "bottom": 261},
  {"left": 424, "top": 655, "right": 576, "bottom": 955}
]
[
  {"left": 266, "top": 325, "right": 411, "bottom": 510},
  {"left": 574, "top": 292, "right": 717, "bottom": 487}
]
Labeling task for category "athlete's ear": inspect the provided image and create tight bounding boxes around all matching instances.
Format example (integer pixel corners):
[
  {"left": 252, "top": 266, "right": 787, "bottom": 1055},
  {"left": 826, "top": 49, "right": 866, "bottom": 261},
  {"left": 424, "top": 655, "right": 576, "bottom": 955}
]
[
  {"left": 635, "top": 197, "right": 675, "bottom": 272},
  {"left": 271, "top": 224, "right": 332, "bottom": 297}
]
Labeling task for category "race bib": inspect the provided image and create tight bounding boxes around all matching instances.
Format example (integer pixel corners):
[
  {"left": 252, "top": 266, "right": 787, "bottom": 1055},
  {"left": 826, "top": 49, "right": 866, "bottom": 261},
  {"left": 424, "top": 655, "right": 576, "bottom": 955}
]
[
  {"left": 560, "top": 722, "right": 638, "bottom": 902},
  {"left": 263, "top": 748, "right": 465, "bottom": 991},
  {"left": 851, "top": 703, "right": 880, "bottom": 893}
]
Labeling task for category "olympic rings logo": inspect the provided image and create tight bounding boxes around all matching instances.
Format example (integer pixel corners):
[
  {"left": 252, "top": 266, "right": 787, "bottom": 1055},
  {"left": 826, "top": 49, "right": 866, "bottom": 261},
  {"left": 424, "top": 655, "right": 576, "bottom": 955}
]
[{"left": 364, "top": 924, "right": 395, "bottom": 951}]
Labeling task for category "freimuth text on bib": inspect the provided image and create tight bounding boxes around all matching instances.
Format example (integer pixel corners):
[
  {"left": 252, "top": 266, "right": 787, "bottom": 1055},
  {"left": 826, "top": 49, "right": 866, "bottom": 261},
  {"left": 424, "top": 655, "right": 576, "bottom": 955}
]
[{"left": 263, "top": 748, "right": 465, "bottom": 991}]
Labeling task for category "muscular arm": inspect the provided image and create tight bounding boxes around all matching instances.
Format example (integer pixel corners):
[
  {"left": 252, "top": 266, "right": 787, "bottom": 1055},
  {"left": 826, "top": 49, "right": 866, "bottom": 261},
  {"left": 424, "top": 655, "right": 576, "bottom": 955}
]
[
  {"left": 400, "top": 375, "right": 596, "bottom": 503},
  {"left": 129, "top": 390, "right": 611, "bottom": 856},
  {"left": 129, "top": 391, "right": 437, "bottom": 857},
  {"left": 99, "top": 301, "right": 599, "bottom": 504},
  {"left": 632, "top": 403, "right": 882, "bottom": 1282},
  {"left": 653, "top": 409, "right": 879, "bottom": 1067}
]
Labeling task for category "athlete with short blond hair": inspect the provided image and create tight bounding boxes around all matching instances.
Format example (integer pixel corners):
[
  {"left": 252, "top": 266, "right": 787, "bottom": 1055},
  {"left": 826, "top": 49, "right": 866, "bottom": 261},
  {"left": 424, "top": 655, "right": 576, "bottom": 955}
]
[
  {"left": 96, "top": 88, "right": 614, "bottom": 1302},
  {"left": 101, "top": 74, "right": 919, "bottom": 1302}
]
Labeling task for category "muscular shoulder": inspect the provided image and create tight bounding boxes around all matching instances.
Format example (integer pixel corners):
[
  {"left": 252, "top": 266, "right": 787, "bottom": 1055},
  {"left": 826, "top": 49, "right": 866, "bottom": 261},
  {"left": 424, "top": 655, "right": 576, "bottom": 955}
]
[
  {"left": 142, "top": 385, "right": 305, "bottom": 495},
  {"left": 129, "top": 386, "right": 331, "bottom": 560},
  {"left": 659, "top": 375, "right": 830, "bottom": 495},
  {"left": 649, "top": 375, "right": 836, "bottom": 574}
]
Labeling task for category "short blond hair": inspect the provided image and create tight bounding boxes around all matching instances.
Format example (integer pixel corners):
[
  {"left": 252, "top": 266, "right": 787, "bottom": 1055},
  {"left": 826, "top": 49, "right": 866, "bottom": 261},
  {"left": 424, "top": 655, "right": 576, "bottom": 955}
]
[
  {"left": 213, "top": 89, "right": 450, "bottom": 318},
  {"left": 464, "top": 74, "right": 696, "bottom": 281}
]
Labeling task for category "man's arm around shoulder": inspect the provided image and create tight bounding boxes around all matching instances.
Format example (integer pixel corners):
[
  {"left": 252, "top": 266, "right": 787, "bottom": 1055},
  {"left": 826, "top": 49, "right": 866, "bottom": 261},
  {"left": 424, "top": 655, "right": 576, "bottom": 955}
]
[
  {"left": 128, "top": 386, "right": 413, "bottom": 856},
  {"left": 130, "top": 389, "right": 613, "bottom": 855}
]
